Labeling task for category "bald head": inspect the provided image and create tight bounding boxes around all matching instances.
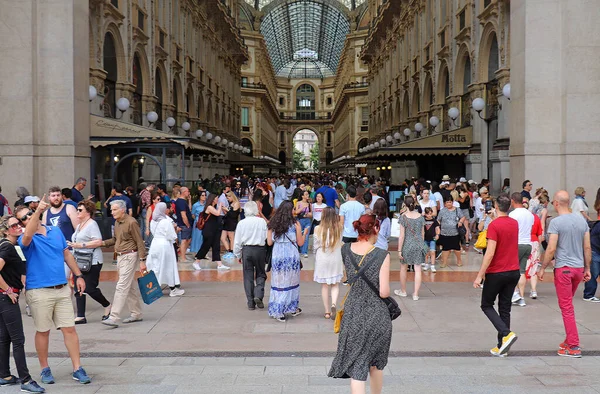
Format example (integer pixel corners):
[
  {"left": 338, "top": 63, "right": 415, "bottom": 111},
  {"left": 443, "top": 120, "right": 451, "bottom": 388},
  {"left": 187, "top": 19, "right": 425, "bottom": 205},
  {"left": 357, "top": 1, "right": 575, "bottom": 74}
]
[{"left": 553, "top": 190, "right": 570, "bottom": 207}]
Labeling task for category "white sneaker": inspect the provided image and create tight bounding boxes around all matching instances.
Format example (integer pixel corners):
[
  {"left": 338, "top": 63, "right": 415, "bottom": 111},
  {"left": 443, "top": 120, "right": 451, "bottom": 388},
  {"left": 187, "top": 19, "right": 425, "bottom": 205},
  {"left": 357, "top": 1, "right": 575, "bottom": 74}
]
[
  {"left": 430, "top": 265, "right": 437, "bottom": 273},
  {"left": 530, "top": 291, "right": 538, "bottom": 299},
  {"left": 193, "top": 262, "right": 202, "bottom": 271},
  {"left": 423, "top": 264, "right": 429, "bottom": 271},
  {"left": 303, "top": 254, "right": 308, "bottom": 258},
  {"left": 217, "top": 265, "right": 231, "bottom": 270},
  {"left": 394, "top": 289, "right": 407, "bottom": 297},
  {"left": 511, "top": 292, "right": 521, "bottom": 303},
  {"left": 412, "top": 295, "right": 419, "bottom": 301},
  {"left": 583, "top": 296, "right": 600, "bottom": 302},
  {"left": 169, "top": 288, "right": 185, "bottom": 297}
]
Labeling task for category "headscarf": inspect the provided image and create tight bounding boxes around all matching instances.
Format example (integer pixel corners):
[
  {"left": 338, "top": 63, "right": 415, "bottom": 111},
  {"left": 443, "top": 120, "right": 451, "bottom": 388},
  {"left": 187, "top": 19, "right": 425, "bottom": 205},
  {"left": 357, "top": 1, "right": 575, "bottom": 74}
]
[{"left": 152, "top": 202, "right": 168, "bottom": 222}]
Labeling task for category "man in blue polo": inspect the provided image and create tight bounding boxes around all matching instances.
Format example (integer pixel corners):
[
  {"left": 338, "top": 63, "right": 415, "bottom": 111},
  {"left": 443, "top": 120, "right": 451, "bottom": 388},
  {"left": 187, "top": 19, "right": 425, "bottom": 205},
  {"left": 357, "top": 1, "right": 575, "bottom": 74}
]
[
  {"left": 16, "top": 198, "right": 91, "bottom": 385},
  {"left": 316, "top": 180, "right": 339, "bottom": 209}
]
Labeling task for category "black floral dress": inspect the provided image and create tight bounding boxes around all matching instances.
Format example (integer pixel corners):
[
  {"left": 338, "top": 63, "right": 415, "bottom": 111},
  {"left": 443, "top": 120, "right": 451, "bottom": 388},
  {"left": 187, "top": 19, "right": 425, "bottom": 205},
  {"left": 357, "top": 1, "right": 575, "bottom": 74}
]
[{"left": 328, "top": 244, "right": 392, "bottom": 381}]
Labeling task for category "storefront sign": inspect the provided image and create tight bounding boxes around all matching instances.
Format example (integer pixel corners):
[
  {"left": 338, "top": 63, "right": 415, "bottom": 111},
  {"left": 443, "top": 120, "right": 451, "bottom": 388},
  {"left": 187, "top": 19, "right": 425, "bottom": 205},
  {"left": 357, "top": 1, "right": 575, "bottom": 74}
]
[
  {"left": 378, "top": 126, "right": 473, "bottom": 155},
  {"left": 90, "top": 114, "right": 170, "bottom": 139}
]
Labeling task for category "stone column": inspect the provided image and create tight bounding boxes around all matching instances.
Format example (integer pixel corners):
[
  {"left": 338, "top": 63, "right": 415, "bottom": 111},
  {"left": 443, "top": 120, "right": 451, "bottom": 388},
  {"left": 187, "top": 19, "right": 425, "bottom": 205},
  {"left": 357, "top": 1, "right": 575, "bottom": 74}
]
[
  {"left": 510, "top": 0, "right": 600, "bottom": 196},
  {"left": 0, "top": 0, "right": 90, "bottom": 198}
]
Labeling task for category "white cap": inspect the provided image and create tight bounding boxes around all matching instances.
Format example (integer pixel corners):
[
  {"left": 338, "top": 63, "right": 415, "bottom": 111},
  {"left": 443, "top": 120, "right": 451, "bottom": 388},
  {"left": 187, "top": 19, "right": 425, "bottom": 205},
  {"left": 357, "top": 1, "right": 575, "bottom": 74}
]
[
  {"left": 24, "top": 196, "right": 40, "bottom": 204},
  {"left": 468, "top": 179, "right": 476, "bottom": 184},
  {"left": 459, "top": 177, "right": 467, "bottom": 183}
]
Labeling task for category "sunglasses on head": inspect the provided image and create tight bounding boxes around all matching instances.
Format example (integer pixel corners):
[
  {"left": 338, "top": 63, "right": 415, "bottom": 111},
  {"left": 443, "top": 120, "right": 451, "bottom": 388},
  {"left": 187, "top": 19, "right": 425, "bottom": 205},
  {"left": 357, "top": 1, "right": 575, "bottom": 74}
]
[{"left": 19, "top": 211, "right": 34, "bottom": 222}]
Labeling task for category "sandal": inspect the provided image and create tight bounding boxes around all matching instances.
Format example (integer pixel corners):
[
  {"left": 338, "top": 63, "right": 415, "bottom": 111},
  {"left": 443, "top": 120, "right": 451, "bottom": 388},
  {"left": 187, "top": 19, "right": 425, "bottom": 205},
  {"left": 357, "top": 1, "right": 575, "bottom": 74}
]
[
  {"left": 324, "top": 313, "right": 331, "bottom": 319},
  {"left": 331, "top": 304, "right": 336, "bottom": 320}
]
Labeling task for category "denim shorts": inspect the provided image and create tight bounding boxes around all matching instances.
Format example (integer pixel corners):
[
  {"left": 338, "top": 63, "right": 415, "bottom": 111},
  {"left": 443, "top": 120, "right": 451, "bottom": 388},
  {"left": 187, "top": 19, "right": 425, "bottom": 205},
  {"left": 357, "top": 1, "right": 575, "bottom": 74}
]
[{"left": 425, "top": 240, "right": 436, "bottom": 251}]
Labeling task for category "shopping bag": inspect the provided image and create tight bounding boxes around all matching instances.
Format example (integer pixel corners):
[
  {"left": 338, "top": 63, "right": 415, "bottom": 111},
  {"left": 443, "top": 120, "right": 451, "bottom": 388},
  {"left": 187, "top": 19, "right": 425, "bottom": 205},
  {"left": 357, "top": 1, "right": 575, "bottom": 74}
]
[
  {"left": 137, "top": 270, "right": 163, "bottom": 305},
  {"left": 474, "top": 230, "right": 487, "bottom": 249}
]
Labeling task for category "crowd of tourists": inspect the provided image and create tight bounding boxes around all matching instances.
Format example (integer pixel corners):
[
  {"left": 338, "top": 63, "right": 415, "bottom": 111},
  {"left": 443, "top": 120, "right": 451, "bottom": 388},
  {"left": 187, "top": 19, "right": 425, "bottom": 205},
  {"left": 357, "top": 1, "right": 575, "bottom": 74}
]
[{"left": 0, "top": 173, "right": 598, "bottom": 394}]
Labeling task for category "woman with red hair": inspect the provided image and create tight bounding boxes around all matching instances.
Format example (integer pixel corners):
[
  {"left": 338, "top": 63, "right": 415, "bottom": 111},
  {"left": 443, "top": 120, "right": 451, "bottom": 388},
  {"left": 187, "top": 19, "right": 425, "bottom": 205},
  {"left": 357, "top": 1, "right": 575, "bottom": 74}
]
[{"left": 329, "top": 214, "right": 391, "bottom": 394}]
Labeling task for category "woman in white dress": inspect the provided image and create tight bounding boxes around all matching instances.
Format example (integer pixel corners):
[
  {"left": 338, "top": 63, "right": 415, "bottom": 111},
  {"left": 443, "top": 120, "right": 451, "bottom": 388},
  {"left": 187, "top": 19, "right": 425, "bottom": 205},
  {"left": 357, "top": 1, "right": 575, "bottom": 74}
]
[
  {"left": 313, "top": 207, "right": 343, "bottom": 320},
  {"left": 147, "top": 202, "right": 184, "bottom": 297}
]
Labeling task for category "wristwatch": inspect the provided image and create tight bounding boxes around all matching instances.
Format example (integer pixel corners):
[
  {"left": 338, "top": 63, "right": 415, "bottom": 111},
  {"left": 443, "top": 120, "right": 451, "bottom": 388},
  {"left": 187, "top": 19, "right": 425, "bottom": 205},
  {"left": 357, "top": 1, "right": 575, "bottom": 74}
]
[{"left": 75, "top": 275, "right": 83, "bottom": 280}]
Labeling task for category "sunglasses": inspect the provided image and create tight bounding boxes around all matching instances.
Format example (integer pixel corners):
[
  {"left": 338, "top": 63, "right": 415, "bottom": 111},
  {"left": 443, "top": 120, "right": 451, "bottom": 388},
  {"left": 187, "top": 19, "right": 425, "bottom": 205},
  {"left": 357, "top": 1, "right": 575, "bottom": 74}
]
[
  {"left": 19, "top": 211, "right": 34, "bottom": 222},
  {"left": 8, "top": 223, "right": 21, "bottom": 230}
]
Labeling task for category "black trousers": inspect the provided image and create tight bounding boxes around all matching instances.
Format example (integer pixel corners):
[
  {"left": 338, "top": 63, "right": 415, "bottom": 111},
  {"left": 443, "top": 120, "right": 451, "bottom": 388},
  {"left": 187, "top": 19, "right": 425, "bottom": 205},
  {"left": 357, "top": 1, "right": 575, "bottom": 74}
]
[
  {"left": 242, "top": 245, "right": 267, "bottom": 307},
  {"left": 480, "top": 270, "right": 520, "bottom": 347},
  {"left": 195, "top": 227, "right": 223, "bottom": 261},
  {"left": 75, "top": 263, "right": 111, "bottom": 317},
  {"left": 0, "top": 295, "right": 30, "bottom": 383}
]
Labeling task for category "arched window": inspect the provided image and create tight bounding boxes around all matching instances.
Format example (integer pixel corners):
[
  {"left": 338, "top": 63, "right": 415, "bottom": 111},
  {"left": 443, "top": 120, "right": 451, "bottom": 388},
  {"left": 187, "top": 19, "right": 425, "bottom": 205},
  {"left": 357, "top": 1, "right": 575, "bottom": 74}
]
[
  {"left": 103, "top": 33, "right": 118, "bottom": 118},
  {"left": 132, "top": 54, "right": 143, "bottom": 125},
  {"left": 463, "top": 55, "right": 472, "bottom": 93},
  {"left": 296, "top": 84, "right": 315, "bottom": 120},
  {"left": 488, "top": 35, "right": 499, "bottom": 81},
  {"left": 155, "top": 68, "right": 163, "bottom": 130}
]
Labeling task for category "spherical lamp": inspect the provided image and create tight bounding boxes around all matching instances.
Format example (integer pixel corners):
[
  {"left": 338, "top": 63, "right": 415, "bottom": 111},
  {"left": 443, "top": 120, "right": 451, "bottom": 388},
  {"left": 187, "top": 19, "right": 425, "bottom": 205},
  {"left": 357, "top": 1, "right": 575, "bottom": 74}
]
[
  {"left": 146, "top": 111, "right": 158, "bottom": 124},
  {"left": 116, "top": 97, "right": 130, "bottom": 112},
  {"left": 205, "top": 132, "right": 213, "bottom": 140},
  {"left": 448, "top": 107, "right": 459, "bottom": 120},
  {"left": 374, "top": 142, "right": 380, "bottom": 148},
  {"left": 502, "top": 83, "right": 511, "bottom": 100},
  {"left": 195, "top": 129, "right": 204, "bottom": 138},
  {"left": 221, "top": 138, "right": 228, "bottom": 146},
  {"left": 415, "top": 123, "right": 424, "bottom": 133},
  {"left": 394, "top": 132, "right": 401, "bottom": 140},
  {"left": 386, "top": 135, "right": 393, "bottom": 142},
  {"left": 89, "top": 86, "right": 97, "bottom": 101},
  {"left": 403, "top": 128, "right": 412, "bottom": 137},
  {"left": 166, "top": 117, "right": 176, "bottom": 128},
  {"left": 472, "top": 97, "right": 486, "bottom": 112},
  {"left": 228, "top": 142, "right": 234, "bottom": 148},
  {"left": 234, "top": 144, "right": 240, "bottom": 150},
  {"left": 181, "top": 122, "right": 191, "bottom": 131},
  {"left": 429, "top": 116, "right": 440, "bottom": 127},
  {"left": 214, "top": 136, "right": 221, "bottom": 143},
  {"left": 380, "top": 139, "right": 386, "bottom": 146}
]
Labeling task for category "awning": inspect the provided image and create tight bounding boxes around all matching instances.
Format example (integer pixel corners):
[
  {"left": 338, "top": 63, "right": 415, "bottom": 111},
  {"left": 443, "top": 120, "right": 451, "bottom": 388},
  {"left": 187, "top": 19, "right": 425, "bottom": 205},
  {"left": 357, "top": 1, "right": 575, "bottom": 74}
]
[
  {"left": 360, "top": 126, "right": 473, "bottom": 159},
  {"left": 89, "top": 115, "right": 225, "bottom": 155},
  {"left": 227, "top": 151, "right": 270, "bottom": 165}
]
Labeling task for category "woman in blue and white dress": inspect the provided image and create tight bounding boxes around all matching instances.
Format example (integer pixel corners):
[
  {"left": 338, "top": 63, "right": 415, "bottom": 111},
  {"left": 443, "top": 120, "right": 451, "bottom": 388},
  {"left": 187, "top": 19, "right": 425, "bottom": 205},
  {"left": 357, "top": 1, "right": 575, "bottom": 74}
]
[
  {"left": 267, "top": 201, "right": 309, "bottom": 323},
  {"left": 190, "top": 191, "right": 206, "bottom": 253}
]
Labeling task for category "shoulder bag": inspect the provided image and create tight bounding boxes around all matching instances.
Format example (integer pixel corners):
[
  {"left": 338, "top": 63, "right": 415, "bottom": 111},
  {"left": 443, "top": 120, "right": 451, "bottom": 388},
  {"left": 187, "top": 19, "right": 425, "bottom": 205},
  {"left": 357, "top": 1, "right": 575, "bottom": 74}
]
[
  {"left": 284, "top": 232, "right": 303, "bottom": 269},
  {"left": 334, "top": 246, "right": 374, "bottom": 334},
  {"left": 196, "top": 212, "right": 211, "bottom": 230},
  {"left": 72, "top": 224, "right": 95, "bottom": 273},
  {"left": 455, "top": 209, "right": 467, "bottom": 237},
  {"left": 350, "top": 248, "right": 402, "bottom": 322}
]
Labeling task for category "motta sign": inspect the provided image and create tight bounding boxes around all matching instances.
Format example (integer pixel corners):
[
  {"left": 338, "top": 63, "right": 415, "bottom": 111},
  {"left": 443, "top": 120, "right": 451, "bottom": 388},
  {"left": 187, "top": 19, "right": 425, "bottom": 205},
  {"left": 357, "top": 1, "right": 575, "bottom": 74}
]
[
  {"left": 441, "top": 134, "right": 468, "bottom": 143},
  {"left": 90, "top": 114, "right": 168, "bottom": 139}
]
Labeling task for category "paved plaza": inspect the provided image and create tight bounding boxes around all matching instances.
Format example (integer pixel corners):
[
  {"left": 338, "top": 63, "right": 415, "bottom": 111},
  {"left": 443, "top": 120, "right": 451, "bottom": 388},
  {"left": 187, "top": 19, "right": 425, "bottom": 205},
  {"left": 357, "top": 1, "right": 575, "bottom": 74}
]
[{"left": 5, "top": 250, "right": 599, "bottom": 393}]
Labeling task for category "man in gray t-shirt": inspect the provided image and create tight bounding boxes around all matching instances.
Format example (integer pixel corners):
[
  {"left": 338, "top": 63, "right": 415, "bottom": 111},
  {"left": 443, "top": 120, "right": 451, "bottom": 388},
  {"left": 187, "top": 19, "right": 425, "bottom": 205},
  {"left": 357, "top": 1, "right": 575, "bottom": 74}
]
[{"left": 538, "top": 190, "right": 591, "bottom": 357}]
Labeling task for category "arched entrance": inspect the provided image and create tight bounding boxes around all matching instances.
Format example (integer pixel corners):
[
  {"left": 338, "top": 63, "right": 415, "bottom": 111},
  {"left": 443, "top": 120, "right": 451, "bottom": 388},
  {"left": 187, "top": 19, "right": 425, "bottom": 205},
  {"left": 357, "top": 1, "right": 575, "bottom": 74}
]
[
  {"left": 112, "top": 152, "right": 164, "bottom": 190},
  {"left": 292, "top": 128, "right": 319, "bottom": 172}
]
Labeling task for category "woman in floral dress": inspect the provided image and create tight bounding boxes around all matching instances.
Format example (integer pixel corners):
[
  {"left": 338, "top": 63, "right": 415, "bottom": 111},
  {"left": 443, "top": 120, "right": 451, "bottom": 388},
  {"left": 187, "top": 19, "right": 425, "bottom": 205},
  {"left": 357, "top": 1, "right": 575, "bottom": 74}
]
[{"left": 267, "top": 201, "right": 309, "bottom": 322}]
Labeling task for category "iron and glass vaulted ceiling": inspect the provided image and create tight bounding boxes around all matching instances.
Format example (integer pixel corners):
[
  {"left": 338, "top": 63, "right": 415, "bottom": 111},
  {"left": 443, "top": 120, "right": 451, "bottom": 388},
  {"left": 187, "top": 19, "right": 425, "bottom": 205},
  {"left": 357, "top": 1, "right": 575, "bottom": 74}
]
[{"left": 246, "top": 0, "right": 364, "bottom": 79}]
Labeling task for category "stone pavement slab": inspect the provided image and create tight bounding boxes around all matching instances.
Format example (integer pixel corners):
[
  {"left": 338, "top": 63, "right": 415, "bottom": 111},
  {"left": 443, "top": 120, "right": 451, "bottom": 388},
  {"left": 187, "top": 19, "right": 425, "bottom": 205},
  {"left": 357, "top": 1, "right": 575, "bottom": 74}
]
[
  {"left": 21, "top": 279, "right": 600, "bottom": 356},
  {"left": 1, "top": 356, "right": 598, "bottom": 394}
]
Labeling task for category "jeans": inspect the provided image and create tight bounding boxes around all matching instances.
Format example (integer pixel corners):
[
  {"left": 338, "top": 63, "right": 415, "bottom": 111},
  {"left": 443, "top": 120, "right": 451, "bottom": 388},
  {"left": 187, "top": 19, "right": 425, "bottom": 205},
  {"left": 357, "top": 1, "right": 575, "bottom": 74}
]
[
  {"left": 298, "top": 218, "right": 311, "bottom": 255},
  {"left": 0, "top": 295, "right": 31, "bottom": 383},
  {"left": 242, "top": 245, "right": 267, "bottom": 307},
  {"left": 139, "top": 209, "right": 147, "bottom": 242},
  {"left": 583, "top": 250, "right": 600, "bottom": 299},
  {"left": 480, "top": 270, "right": 520, "bottom": 348},
  {"left": 554, "top": 266, "right": 584, "bottom": 347},
  {"left": 75, "top": 264, "right": 111, "bottom": 318}
]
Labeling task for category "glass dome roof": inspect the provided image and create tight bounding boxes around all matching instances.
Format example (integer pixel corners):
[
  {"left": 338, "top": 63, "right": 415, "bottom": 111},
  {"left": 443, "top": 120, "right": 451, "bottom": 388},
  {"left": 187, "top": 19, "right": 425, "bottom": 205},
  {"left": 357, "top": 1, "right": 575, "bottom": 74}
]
[
  {"left": 259, "top": 0, "right": 351, "bottom": 79},
  {"left": 245, "top": 0, "right": 366, "bottom": 11}
]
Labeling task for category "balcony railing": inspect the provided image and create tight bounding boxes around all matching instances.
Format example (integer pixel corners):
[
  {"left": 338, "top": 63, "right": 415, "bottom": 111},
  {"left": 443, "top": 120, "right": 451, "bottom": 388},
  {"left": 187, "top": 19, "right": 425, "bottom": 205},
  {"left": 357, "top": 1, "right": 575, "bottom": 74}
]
[
  {"left": 240, "top": 82, "right": 266, "bottom": 89},
  {"left": 343, "top": 82, "right": 369, "bottom": 89},
  {"left": 279, "top": 112, "right": 332, "bottom": 121}
]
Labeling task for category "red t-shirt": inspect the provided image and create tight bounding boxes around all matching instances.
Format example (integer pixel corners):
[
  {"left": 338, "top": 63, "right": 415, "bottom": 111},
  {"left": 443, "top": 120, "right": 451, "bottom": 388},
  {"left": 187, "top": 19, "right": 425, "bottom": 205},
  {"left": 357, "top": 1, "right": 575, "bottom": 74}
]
[
  {"left": 486, "top": 216, "right": 520, "bottom": 273},
  {"left": 530, "top": 214, "right": 542, "bottom": 242}
]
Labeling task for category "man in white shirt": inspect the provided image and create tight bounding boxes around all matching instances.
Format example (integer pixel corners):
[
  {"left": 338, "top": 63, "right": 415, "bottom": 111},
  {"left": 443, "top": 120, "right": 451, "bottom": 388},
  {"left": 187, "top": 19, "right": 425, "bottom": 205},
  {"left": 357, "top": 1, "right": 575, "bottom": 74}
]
[
  {"left": 509, "top": 192, "right": 534, "bottom": 306},
  {"left": 369, "top": 186, "right": 382, "bottom": 210},
  {"left": 339, "top": 186, "right": 365, "bottom": 243},
  {"left": 233, "top": 201, "right": 268, "bottom": 310}
]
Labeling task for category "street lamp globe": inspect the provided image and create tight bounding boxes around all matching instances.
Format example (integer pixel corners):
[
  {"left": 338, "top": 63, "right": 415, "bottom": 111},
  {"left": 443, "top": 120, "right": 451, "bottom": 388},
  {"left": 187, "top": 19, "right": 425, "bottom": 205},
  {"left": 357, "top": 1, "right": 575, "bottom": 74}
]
[
  {"left": 116, "top": 97, "right": 130, "bottom": 112},
  {"left": 472, "top": 97, "right": 486, "bottom": 112},
  {"left": 166, "top": 117, "right": 176, "bottom": 127},
  {"left": 214, "top": 136, "right": 221, "bottom": 143},
  {"left": 394, "top": 132, "right": 401, "bottom": 140},
  {"left": 403, "top": 128, "right": 412, "bottom": 136},
  {"left": 221, "top": 138, "right": 228, "bottom": 145},
  {"left": 448, "top": 107, "right": 459, "bottom": 120},
  {"left": 379, "top": 139, "right": 386, "bottom": 145},
  {"left": 195, "top": 129, "right": 203, "bottom": 138},
  {"left": 429, "top": 116, "right": 440, "bottom": 127},
  {"left": 89, "top": 86, "right": 97, "bottom": 101},
  {"left": 205, "top": 132, "right": 213, "bottom": 140},
  {"left": 146, "top": 111, "right": 158, "bottom": 124},
  {"left": 415, "top": 123, "right": 424, "bottom": 132},
  {"left": 386, "top": 135, "right": 393, "bottom": 142},
  {"left": 374, "top": 142, "right": 380, "bottom": 148},
  {"left": 181, "top": 122, "right": 191, "bottom": 131},
  {"left": 502, "top": 83, "right": 511, "bottom": 100},
  {"left": 228, "top": 142, "right": 234, "bottom": 148}
]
